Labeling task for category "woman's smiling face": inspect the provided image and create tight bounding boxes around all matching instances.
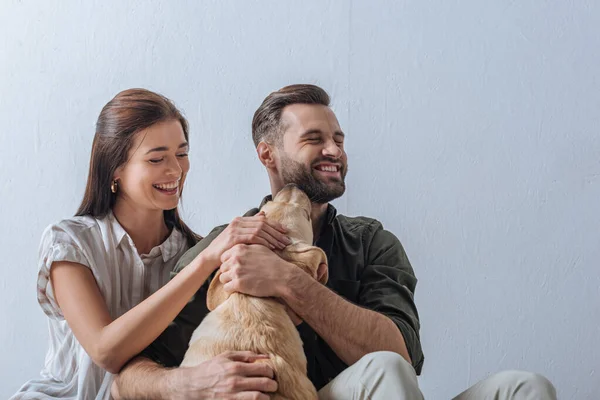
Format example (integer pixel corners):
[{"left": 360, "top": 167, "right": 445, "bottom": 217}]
[{"left": 113, "top": 119, "right": 190, "bottom": 212}]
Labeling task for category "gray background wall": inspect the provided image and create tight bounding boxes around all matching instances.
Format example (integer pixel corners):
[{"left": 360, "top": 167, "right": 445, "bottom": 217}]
[{"left": 1, "top": 1, "right": 598, "bottom": 398}]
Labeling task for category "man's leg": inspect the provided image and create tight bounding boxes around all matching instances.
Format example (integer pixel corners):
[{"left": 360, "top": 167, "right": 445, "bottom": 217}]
[
  {"left": 453, "top": 370, "right": 557, "bottom": 400},
  {"left": 318, "top": 351, "right": 424, "bottom": 400}
]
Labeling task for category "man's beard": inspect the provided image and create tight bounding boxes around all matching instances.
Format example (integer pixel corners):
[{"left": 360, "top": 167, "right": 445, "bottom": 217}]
[{"left": 280, "top": 154, "right": 347, "bottom": 204}]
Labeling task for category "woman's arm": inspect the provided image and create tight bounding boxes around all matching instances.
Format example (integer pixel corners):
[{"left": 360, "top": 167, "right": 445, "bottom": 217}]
[
  {"left": 51, "top": 252, "right": 212, "bottom": 374},
  {"left": 51, "top": 214, "right": 289, "bottom": 374}
]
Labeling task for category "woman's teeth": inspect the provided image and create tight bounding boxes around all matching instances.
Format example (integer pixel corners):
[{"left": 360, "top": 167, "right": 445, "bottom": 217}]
[{"left": 153, "top": 181, "right": 179, "bottom": 190}]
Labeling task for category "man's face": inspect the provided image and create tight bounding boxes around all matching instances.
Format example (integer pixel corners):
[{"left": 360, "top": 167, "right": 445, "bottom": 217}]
[{"left": 276, "top": 104, "right": 348, "bottom": 204}]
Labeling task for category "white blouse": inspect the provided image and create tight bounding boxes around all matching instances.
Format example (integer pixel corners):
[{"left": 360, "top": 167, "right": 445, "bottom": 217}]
[{"left": 11, "top": 212, "right": 190, "bottom": 399}]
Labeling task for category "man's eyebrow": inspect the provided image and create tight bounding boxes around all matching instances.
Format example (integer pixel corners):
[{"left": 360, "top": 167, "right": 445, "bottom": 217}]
[
  {"left": 300, "top": 129, "right": 323, "bottom": 137},
  {"left": 144, "top": 142, "right": 189, "bottom": 155},
  {"left": 300, "top": 129, "right": 345, "bottom": 137}
]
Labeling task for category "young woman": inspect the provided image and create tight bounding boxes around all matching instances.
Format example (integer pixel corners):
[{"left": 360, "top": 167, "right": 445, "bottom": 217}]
[{"left": 12, "top": 89, "right": 290, "bottom": 399}]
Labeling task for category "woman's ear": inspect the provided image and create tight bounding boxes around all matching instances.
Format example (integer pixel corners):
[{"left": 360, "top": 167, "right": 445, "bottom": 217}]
[
  {"left": 113, "top": 165, "right": 123, "bottom": 182},
  {"left": 256, "top": 142, "right": 277, "bottom": 168}
]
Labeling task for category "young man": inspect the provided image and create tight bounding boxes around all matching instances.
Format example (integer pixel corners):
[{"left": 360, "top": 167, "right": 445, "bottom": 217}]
[{"left": 113, "top": 84, "right": 556, "bottom": 400}]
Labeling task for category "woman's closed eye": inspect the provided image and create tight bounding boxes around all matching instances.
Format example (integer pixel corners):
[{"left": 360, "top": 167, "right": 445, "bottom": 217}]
[{"left": 148, "top": 153, "right": 188, "bottom": 164}]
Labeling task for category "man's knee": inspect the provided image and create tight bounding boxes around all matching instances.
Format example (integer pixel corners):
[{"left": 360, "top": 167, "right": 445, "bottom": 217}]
[
  {"left": 356, "top": 351, "right": 417, "bottom": 383},
  {"left": 343, "top": 351, "right": 422, "bottom": 399},
  {"left": 490, "top": 370, "right": 557, "bottom": 399}
]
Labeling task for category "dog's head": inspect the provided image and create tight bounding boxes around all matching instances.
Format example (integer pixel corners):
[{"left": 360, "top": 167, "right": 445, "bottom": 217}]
[
  {"left": 260, "top": 183, "right": 314, "bottom": 244},
  {"left": 261, "top": 184, "right": 328, "bottom": 283},
  {"left": 206, "top": 184, "right": 328, "bottom": 311}
]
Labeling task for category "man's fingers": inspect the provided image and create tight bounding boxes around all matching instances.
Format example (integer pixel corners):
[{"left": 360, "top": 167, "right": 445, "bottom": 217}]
[
  {"left": 231, "top": 377, "right": 278, "bottom": 393},
  {"left": 219, "top": 271, "right": 232, "bottom": 285},
  {"left": 221, "top": 248, "right": 234, "bottom": 263},
  {"left": 232, "top": 360, "right": 275, "bottom": 378},
  {"left": 234, "top": 392, "right": 270, "bottom": 400},
  {"left": 222, "top": 351, "right": 269, "bottom": 363},
  {"left": 220, "top": 243, "right": 246, "bottom": 264},
  {"left": 223, "top": 280, "right": 236, "bottom": 293}
]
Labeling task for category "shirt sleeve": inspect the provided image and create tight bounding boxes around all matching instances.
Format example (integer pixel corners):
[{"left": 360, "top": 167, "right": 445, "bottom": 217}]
[
  {"left": 139, "top": 225, "right": 227, "bottom": 366},
  {"left": 358, "top": 221, "right": 424, "bottom": 374},
  {"left": 37, "top": 222, "right": 92, "bottom": 320}
]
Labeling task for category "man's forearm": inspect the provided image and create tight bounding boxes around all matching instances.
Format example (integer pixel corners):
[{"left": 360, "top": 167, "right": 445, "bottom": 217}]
[
  {"left": 281, "top": 270, "right": 411, "bottom": 366},
  {"left": 112, "top": 357, "right": 174, "bottom": 400}
]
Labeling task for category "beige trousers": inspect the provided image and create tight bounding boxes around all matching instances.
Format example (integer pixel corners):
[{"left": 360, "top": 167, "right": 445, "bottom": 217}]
[{"left": 318, "top": 352, "right": 557, "bottom": 400}]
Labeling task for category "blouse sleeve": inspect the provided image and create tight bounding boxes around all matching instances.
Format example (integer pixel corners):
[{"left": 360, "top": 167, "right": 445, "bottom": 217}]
[{"left": 36, "top": 221, "right": 92, "bottom": 320}]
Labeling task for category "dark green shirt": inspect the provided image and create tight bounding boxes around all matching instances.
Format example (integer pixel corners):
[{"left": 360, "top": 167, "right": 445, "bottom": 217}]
[{"left": 141, "top": 196, "right": 424, "bottom": 389}]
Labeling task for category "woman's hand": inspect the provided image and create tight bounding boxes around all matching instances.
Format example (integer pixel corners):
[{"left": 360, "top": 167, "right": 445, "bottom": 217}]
[
  {"left": 170, "top": 351, "right": 277, "bottom": 400},
  {"left": 202, "top": 212, "right": 291, "bottom": 268}
]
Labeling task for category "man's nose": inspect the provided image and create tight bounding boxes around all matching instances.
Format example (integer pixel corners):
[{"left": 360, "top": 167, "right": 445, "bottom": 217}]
[{"left": 322, "top": 139, "right": 342, "bottom": 159}]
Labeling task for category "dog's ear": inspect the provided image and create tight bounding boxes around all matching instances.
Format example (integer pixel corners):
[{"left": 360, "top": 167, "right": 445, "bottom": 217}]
[
  {"left": 206, "top": 269, "right": 230, "bottom": 311},
  {"left": 283, "top": 243, "right": 329, "bottom": 285}
]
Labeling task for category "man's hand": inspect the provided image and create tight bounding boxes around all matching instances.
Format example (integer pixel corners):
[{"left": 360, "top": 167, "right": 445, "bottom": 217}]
[
  {"left": 169, "top": 351, "right": 277, "bottom": 400},
  {"left": 219, "top": 244, "right": 295, "bottom": 298},
  {"left": 202, "top": 213, "right": 291, "bottom": 268}
]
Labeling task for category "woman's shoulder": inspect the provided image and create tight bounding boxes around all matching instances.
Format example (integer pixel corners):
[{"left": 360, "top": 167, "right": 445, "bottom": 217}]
[
  {"left": 44, "top": 215, "right": 102, "bottom": 236},
  {"left": 40, "top": 215, "right": 106, "bottom": 249}
]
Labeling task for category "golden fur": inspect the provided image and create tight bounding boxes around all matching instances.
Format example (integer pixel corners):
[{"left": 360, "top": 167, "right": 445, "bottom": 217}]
[{"left": 181, "top": 184, "right": 328, "bottom": 400}]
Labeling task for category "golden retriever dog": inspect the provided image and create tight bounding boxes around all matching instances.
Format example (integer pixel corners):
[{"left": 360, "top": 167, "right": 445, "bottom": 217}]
[{"left": 181, "top": 184, "right": 328, "bottom": 400}]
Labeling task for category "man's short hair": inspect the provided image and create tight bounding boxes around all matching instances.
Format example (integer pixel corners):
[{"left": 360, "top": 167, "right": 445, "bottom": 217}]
[{"left": 252, "top": 84, "right": 331, "bottom": 147}]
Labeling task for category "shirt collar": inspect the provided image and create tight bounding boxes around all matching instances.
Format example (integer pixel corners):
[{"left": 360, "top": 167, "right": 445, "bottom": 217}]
[
  {"left": 105, "top": 211, "right": 129, "bottom": 246},
  {"left": 143, "top": 228, "right": 183, "bottom": 262},
  {"left": 105, "top": 211, "right": 183, "bottom": 262}
]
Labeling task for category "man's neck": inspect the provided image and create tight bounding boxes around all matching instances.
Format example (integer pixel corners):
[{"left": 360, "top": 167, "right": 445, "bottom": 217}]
[{"left": 310, "top": 202, "right": 329, "bottom": 243}]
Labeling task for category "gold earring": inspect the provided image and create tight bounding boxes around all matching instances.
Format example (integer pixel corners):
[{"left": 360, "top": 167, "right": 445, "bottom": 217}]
[{"left": 111, "top": 180, "right": 118, "bottom": 193}]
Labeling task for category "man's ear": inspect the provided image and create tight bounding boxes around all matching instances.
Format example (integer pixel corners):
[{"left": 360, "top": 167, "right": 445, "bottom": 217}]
[
  {"left": 206, "top": 270, "right": 230, "bottom": 311},
  {"left": 284, "top": 243, "right": 329, "bottom": 285},
  {"left": 257, "top": 141, "right": 277, "bottom": 168}
]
